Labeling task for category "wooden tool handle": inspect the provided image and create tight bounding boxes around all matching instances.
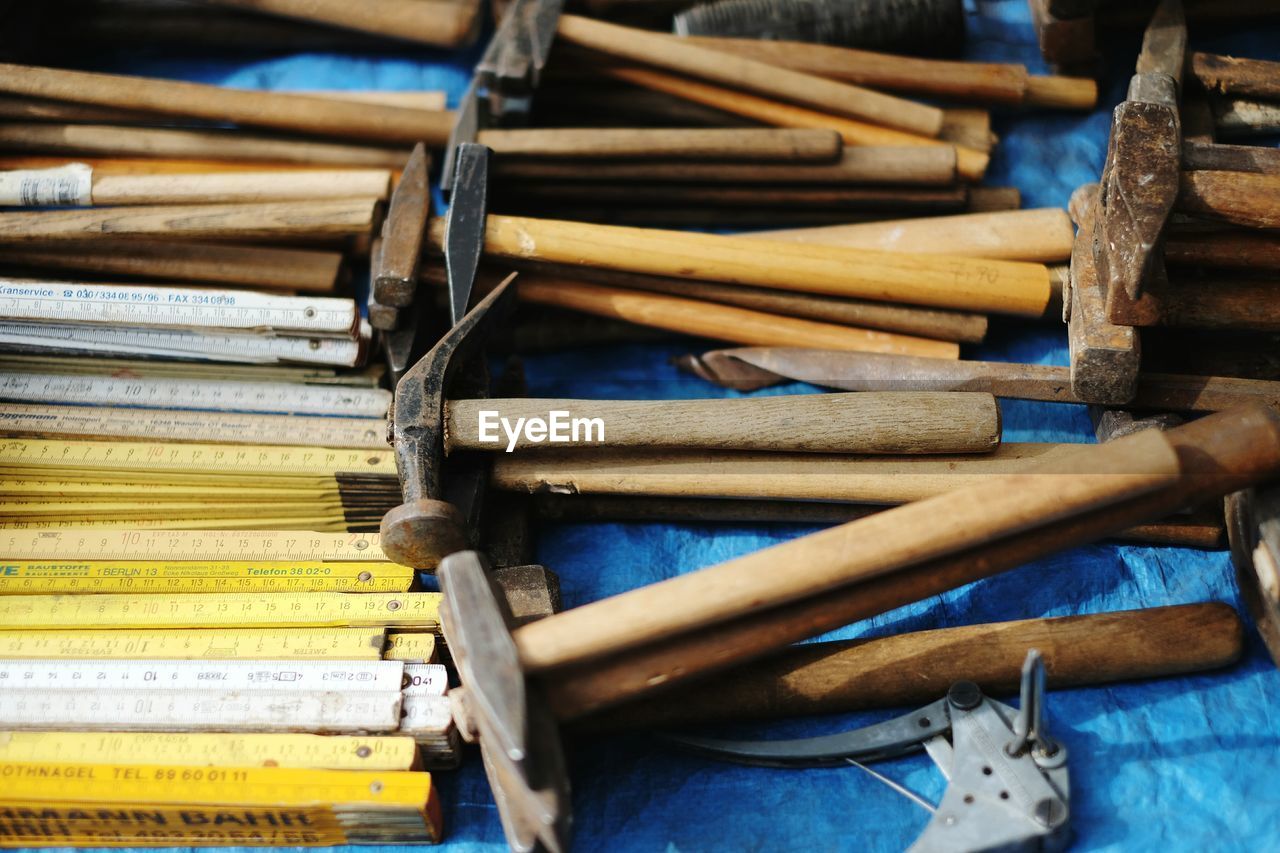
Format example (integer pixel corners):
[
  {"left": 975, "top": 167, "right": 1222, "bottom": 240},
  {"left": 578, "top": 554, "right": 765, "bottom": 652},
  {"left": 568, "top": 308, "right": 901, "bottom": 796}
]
[
  {"left": 605, "top": 66, "right": 989, "bottom": 182},
  {"left": 193, "top": 0, "right": 480, "bottom": 48},
  {"left": 1179, "top": 170, "right": 1280, "bottom": 230},
  {"left": 513, "top": 429, "right": 1181, "bottom": 674},
  {"left": 753, "top": 208, "right": 1075, "bottom": 264},
  {"left": 1191, "top": 52, "right": 1280, "bottom": 102},
  {"left": 446, "top": 393, "right": 998, "bottom": 455},
  {"left": 556, "top": 15, "right": 942, "bottom": 137},
  {"left": 540, "top": 404, "right": 1280, "bottom": 719},
  {"left": 0, "top": 199, "right": 377, "bottom": 243},
  {"left": 478, "top": 128, "right": 841, "bottom": 161},
  {"left": 436, "top": 215, "right": 1053, "bottom": 317},
  {"left": 0, "top": 63, "right": 453, "bottom": 145},
  {"left": 578, "top": 603, "right": 1242, "bottom": 731},
  {"left": 514, "top": 277, "right": 959, "bottom": 358},
  {"left": 86, "top": 169, "right": 393, "bottom": 205}
]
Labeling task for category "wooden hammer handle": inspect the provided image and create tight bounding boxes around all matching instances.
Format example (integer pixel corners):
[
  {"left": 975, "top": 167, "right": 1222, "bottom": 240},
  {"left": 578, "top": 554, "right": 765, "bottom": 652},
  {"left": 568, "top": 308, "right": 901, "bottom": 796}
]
[
  {"left": 514, "top": 429, "right": 1182, "bottom": 674},
  {"left": 191, "top": 0, "right": 479, "bottom": 48},
  {"left": 0, "top": 63, "right": 453, "bottom": 145},
  {"left": 578, "top": 603, "right": 1242, "bottom": 731},
  {"left": 478, "top": 128, "right": 841, "bottom": 162},
  {"left": 446, "top": 393, "right": 999, "bottom": 455},
  {"left": 555, "top": 14, "right": 943, "bottom": 137}
]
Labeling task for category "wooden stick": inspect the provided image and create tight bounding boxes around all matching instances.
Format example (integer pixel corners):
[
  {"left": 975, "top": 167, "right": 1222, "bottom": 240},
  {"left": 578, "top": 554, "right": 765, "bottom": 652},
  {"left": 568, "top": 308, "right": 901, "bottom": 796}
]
[
  {"left": 511, "top": 264, "right": 987, "bottom": 342},
  {"left": 1191, "top": 52, "right": 1280, "bottom": 102},
  {"left": 577, "top": 603, "right": 1241, "bottom": 731},
  {"left": 751, "top": 209, "right": 1075, "bottom": 263},
  {"left": 478, "top": 127, "right": 841, "bottom": 161},
  {"left": 496, "top": 183, "right": 972, "bottom": 213},
  {"left": 2, "top": 166, "right": 393, "bottom": 206},
  {"left": 1159, "top": 279, "right": 1280, "bottom": 331},
  {"left": 189, "top": 0, "right": 480, "bottom": 48},
  {"left": 1213, "top": 97, "right": 1280, "bottom": 136},
  {"left": 0, "top": 199, "right": 377, "bottom": 243},
  {"left": 0, "top": 63, "right": 454, "bottom": 145},
  {"left": 515, "top": 277, "right": 961, "bottom": 357},
  {"left": 447, "top": 393, "right": 998, "bottom": 454},
  {"left": 1182, "top": 141, "right": 1280, "bottom": 174},
  {"left": 940, "top": 108, "right": 995, "bottom": 154},
  {"left": 1179, "top": 171, "right": 1280, "bottom": 229},
  {"left": 491, "top": 443, "right": 1154, "bottom": 504},
  {"left": 427, "top": 214, "right": 1055, "bottom": 317},
  {"left": 1166, "top": 229, "right": 1280, "bottom": 271},
  {"left": 512, "top": 429, "right": 1181, "bottom": 674},
  {"left": 555, "top": 14, "right": 944, "bottom": 137},
  {"left": 541, "top": 406, "right": 1280, "bottom": 718},
  {"left": 0, "top": 240, "right": 343, "bottom": 291},
  {"left": 605, "top": 66, "right": 989, "bottom": 181},
  {"left": 0, "top": 124, "right": 407, "bottom": 167},
  {"left": 676, "top": 35, "right": 1097, "bottom": 109},
  {"left": 0, "top": 156, "right": 392, "bottom": 176},
  {"left": 491, "top": 145, "right": 956, "bottom": 185}
]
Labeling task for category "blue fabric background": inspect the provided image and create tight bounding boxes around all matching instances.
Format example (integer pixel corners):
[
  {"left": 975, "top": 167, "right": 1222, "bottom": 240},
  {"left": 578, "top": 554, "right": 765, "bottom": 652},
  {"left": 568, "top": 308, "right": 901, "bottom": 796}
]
[{"left": 60, "top": 1, "right": 1280, "bottom": 850}]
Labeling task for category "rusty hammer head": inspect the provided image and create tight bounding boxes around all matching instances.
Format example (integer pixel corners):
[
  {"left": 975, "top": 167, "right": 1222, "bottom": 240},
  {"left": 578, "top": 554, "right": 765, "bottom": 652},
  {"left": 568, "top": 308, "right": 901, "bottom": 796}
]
[
  {"left": 440, "top": 549, "right": 571, "bottom": 853},
  {"left": 380, "top": 275, "right": 518, "bottom": 570},
  {"left": 1227, "top": 484, "right": 1280, "bottom": 668}
]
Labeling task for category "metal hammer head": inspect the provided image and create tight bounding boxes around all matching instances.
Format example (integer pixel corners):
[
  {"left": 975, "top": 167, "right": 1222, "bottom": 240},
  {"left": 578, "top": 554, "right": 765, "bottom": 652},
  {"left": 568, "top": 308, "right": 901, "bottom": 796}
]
[
  {"left": 439, "top": 550, "right": 571, "bottom": 853},
  {"left": 381, "top": 276, "right": 519, "bottom": 569},
  {"left": 1227, "top": 485, "right": 1280, "bottom": 668}
]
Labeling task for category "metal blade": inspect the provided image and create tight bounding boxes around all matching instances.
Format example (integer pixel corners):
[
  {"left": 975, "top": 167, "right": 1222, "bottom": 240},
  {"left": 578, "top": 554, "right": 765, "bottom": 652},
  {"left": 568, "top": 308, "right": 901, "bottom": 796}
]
[
  {"left": 1136, "top": 0, "right": 1186, "bottom": 88},
  {"left": 444, "top": 143, "right": 492, "bottom": 326},
  {"left": 663, "top": 698, "right": 951, "bottom": 768}
]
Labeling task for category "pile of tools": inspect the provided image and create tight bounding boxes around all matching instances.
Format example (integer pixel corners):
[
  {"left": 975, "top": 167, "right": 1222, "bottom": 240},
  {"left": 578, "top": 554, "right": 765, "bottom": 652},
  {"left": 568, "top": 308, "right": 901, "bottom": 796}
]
[{"left": 0, "top": 0, "right": 1277, "bottom": 849}]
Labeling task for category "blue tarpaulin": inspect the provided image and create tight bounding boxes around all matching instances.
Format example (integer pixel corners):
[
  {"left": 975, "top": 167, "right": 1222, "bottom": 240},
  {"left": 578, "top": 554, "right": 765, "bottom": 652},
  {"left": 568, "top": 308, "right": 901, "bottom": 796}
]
[{"left": 53, "top": 1, "right": 1280, "bottom": 850}]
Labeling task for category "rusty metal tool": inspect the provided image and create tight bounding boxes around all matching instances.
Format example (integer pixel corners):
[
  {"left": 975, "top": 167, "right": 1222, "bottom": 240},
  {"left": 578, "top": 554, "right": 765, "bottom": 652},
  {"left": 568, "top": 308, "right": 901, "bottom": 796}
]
[
  {"left": 1228, "top": 483, "right": 1280, "bottom": 667},
  {"left": 667, "top": 651, "right": 1072, "bottom": 853},
  {"left": 397, "top": 404, "right": 1280, "bottom": 851},
  {"left": 676, "top": 347, "right": 1280, "bottom": 413},
  {"left": 381, "top": 279, "right": 1003, "bottom": 568}
]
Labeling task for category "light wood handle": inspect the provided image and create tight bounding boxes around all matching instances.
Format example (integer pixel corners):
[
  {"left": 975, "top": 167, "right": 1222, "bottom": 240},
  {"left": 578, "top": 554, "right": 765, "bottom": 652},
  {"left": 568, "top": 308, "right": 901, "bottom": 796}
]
[
  {"left": 605, "top": 66, "right": 989, "bottom": 182},
  {"left": 513, "top": 429, "right": 1181, "bottom": 673},
  {"left": 0, "top": 199, "right": 377, "bottom": 243},
  {"left": 79, "top": 169, "right": 393, "bottom": 205},
  {"left": 580, "top": 603, "right": 1242, "bottom": 731},
  {"left": 753, "top": 209, "right": 1076, "bottom": 264},
  {"left": 556, "top": 15, "right": 943, "bottom": 137},
  {"left": 515, "top": 277, "right": 960, "bottom": 358},
  {"left": 478, "top": 127, "right": 841, "bottom": 161},
  {"left": 0, "top": 240, "right": 343, "bottom": 292},
  {"left": 0, "top": 124, "right": 408, "bottom": 168},
  {"left": 446, "top": 392, "right": 998, "bottom": 454},
  {"left": 491, "top": 443, "right": 1141, "bottom": 504},
  {"left": 192, "top": 0, "right": 479, "bottom": 48},
  {"left": 429, "top": 215, "right": 1053, "bottom": 317},
  {"left": 0, "top": 63, "right": 453, "bottom": 145}
]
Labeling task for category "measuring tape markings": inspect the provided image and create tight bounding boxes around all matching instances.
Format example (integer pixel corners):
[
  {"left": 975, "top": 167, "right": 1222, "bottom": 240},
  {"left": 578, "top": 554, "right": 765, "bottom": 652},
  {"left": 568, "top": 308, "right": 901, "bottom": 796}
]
[
  {"left": 0, "top": 323, "right": 365, "bottom": 367},
  {"left": 0, "top": 439, "right": 397, "bottom": 476},
  {"left": 0, "top": 660, "right": 409, "bottom": 693},
  {"left": 383, "top": 632, "right": 437, "bottom": 663},
  {"left": 0, "top": 628, "right": 390, "bottom": 660},
  {"left": 0, "top": 530, "right": 388, "bottom": 560},
  {"left": 0, "top": 405, "right": 388, "bottom": 449},
  {"left": 0, "top": 353, "right": 385, "bottom": 387},
  {"left": 0, "top": 373, "right": 391, "bottom": 416},
  {"left": 0, "top": 732, "right": 420, "bottom": 771},
  {"left": 0, "top": 518, "right": 368, "bottom": 532},
  {"left": 0, "top": 280, "right": 359, "bottom": 337},
  {"left": 0, "top": 561, "right": 414, "bottom": 594}
]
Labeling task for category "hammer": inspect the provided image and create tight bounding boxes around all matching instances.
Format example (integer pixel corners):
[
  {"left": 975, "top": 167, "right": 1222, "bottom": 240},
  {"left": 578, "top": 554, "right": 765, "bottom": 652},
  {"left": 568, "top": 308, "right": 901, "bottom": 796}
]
[
  {"left": 379, "top": 277, "right": 1002, "bottom": 568},
  {"left": 408, "top": 403, "right": 1280, "bottom": 850}
]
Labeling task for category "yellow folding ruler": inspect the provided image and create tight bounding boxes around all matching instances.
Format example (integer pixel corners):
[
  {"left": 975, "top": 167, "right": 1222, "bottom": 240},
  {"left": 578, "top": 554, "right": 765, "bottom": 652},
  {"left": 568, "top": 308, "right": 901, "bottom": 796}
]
[
  {"left": 0, "top": 732, "right": 420, "bottom": 771},
  {"left": 0, "top": 530, "right": 388, "bottom": 562},
  {"left": 0, "top": 762, "right": 442, "bottom": 846},
  {"left": 0, "top": 592, "right": 441, "bottom": 630},
  {"left": 0, "top": 439, "right": 396, "bottom": 477},
  {"left": 0, "top": 561, "right": 414, "bottom": 594}
]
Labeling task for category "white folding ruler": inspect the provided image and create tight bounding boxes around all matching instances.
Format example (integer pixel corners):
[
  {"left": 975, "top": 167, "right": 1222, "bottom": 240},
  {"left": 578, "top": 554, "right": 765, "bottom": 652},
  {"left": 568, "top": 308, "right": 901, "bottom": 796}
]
[
  {"left": 0, "top": 372, "right": 391, "bottom": 416},
  {"left": 0, "top": 280, "right": 359, "bottom": 337}
]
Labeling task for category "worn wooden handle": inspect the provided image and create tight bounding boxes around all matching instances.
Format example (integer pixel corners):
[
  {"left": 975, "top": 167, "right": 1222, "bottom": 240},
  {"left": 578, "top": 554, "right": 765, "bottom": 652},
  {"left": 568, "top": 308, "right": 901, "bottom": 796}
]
[
  {"left": 0, "top": 63, "right": 453, "bottom": 145},
  {"left": 515, "top": 277, "right": 960, "bottom": 358},
  {"left": 754, "top": 208, "right": 1075, "bottom": 264},
  {"left": 0, "top": 199, "right": 377, "bottom": 243},
  {"left": 431, "top": 214, "right": 1053, "bottom": 317},
  {"left": 556, "top": 15, "right": 942, "bottom": 137},
  {"left": 478, "top": 128, "right": 841, "bottom": 161},
  {"left": 579, "top": 603, "right": 1242, "bottom": 731},
  {"left": 446, "top": 392, "right": 998, "bottom": 455},
  {"left": 193, "top": 0, "right": 479, "bottom": 48},
  {"left": 490, "top": 443, "right": 1152, "bottom": 504},
  {"left": 605, "top": 66, "right": 989, "bottom": 182},
  {"left": 1191, "top": 52, "right": 1280, "bottom": 102},
  {"left": 513, "top": 429, "right": 1182, "bottom": 674},
  {"left": 0, "top": 124, "right": 408, "bottom": 167},
  {"left": 1179, "top": 170, "right": 1280, "bottom": 230},
  {"left": 83, "top": 169, "right": 393, "bottom": 205}
]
